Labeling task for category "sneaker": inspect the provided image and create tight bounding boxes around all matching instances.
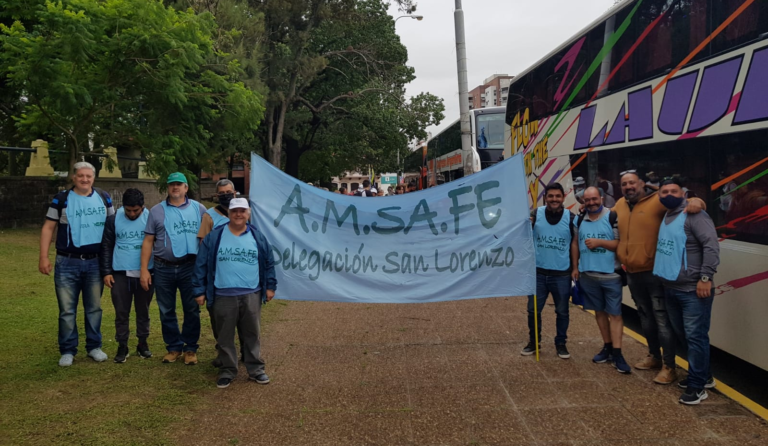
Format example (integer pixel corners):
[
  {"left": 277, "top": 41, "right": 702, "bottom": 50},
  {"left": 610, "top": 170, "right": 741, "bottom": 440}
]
[
  {"left": 653, "top": 365, "right": 677, "bottom": 385},
  {"left": 679, "top": 388, "right": 708, "bottom": 405},
  {"left": 162, "top": 351, "right": 183, "bottom": 363},
  {"left": 217, "top": 377, "right": 232, "bottom": 389},
  {"left": 520, "top": 341, "right": 540, "bottom": 356},
  {"left": 678, "top": 377, "right": 716, "bottom": 389},
  {"left": 136, "top": 343, "right": 152, "bottom": 359},
  {"left": 555, "top": 344, "right": 570, "bottom": 359},
  {"left": 87, "top": 348, "right": 108, "bottom": 363},
  {"left": 249, "top": 373, "right": 270, "bottom": 385},
  {"left": 613, "top": 354, "right": 632, "bottom": 374},
  {"left": 592, "top": 347, "right": 613, "bottom": 364},
  {"left": 58, "top": 354, "right": 74, "bottom": 367},
  {"left": 114, "top": 344, "right": 129, "bottom": 363},
  {"left": 634, "top": 355, "right": 662, "bottom": 370},
  {"left": 184, "top": 351, "right": 198, "bottom": 365}
]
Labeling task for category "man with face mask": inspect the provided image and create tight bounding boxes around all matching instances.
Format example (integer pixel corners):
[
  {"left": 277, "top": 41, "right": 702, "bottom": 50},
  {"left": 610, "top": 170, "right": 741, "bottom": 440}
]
[
  {"left": 100, "top": 188, "right": 155, "bottom": 363},
  {"left": 140, "top": 172, "right": 207, "bottom": 365},
  {"left": 653, "top": 178, "right": 719, "bottom": 405},
  {"left": 522, "top": 183, "right": 578, "bottom": 359},
  {"left": 614, "top": 170, "right": 705, "bottom": 385},
  {"left": 198, "top": 179, "right": 237, "bottom": 239}
]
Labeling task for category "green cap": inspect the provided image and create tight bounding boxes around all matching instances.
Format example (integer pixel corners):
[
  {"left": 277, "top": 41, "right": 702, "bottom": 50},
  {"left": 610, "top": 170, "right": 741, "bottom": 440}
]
[{"left": 167, "top": 172, "right": 188, "bottom": 184}]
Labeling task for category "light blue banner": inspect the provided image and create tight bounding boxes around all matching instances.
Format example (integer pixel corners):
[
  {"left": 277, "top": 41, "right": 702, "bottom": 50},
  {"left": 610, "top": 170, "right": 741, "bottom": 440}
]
[{"left": 249, "top": 153, "right": 535, "bottom": 303}]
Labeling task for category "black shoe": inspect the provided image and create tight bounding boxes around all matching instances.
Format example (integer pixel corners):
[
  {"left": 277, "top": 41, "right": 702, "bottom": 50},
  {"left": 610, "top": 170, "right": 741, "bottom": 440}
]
[
  {"left": 249, "top": 373, "right": 270, "bottom": 385},
  {"left": 679, "top": 387, "right": 708, "bottom": 405},
  {"left": 520, "top": 341, "right": 540, "bottom": 356},
  {"left": 592, "top": 347, "right": 613, "bottom": 364},
  {"left": 678, "top": 376, "right": 716, "bottom": 389},
  {"left": 555, "top": 344, "right": 570, "bottom": 359},
  {"left": 216, "top": 377, "right": 232, "bottom": 389},
  {"left": 136, "top": 343, "right": 152, "bottom": 359},
  {"left": 114, "top": 344, "right": 129, "bottom": 363}
]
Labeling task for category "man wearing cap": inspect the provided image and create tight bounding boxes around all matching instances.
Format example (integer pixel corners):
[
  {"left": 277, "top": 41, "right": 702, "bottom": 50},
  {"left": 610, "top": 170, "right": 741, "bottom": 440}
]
[
  {"left": 140, "top": 172, "right": 207, "bottom": 365},
  {"left": 40, "top": 161, "right": 114, "bottom": 366},
  {"left": 100, "top": 188, "right": 155, "bottom": 363},
  {"left": 193, "top": 198, "right": 277, "bottom": 388},
  {"left": 573, "top": 176, "right": 586, "bottom": 204}
]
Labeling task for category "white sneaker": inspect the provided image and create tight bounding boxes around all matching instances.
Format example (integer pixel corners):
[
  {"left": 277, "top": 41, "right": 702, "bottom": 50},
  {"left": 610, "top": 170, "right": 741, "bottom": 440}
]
[
  {"left": 59, "top": 354, "right": 74, "bottom": 367},
  {"left": 87, "top": 348, "right": 108, "bottom": 362}
]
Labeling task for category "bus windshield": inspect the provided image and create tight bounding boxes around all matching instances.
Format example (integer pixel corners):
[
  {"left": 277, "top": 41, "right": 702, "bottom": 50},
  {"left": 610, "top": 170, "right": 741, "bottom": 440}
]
[{"left": 476, "top": 113, "right": 505, "bottom": 149}]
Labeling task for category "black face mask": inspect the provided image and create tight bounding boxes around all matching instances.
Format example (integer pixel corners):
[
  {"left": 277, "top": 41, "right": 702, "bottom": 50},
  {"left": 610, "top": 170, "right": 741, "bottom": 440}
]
[
  {"left": 660, "top": 194, "right": 684, "bottom": 210},
  {"left": 218, "top": 192, "right": 235, "bottom": 207}
]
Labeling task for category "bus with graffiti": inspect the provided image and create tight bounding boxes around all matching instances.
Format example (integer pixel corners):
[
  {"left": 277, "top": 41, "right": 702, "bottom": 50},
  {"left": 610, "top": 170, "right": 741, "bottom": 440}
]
[
  {"left": 404, "top": 106, "right": 506, "bottom": 189},
  {"left": 504, "top": 0, "right": 768, "bottom": 374}
]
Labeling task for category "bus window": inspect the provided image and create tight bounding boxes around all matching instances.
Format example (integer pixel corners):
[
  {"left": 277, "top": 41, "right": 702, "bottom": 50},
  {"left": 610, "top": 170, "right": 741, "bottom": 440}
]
[
  {"left": 476, "top": 113, "right": 505, "bottom": 149},
  {"left": 712, "top": 0, "right": 768, "bottom": 56}
]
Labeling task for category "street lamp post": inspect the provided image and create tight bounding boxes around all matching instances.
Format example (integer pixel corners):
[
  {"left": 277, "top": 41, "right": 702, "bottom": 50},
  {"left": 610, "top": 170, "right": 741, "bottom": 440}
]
[
  {"left": 394, "top": 13, "right": 424, "bottom": 183},
  {"left": 394, "top": 14, "right": 424, "bottom": 23}
]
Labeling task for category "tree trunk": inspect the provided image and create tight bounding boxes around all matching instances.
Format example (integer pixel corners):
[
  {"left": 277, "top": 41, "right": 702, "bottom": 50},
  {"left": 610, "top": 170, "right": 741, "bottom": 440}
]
[
  {"left": 284, "top": 138, "right": 302, "bottom": 178},
  {"left": 68, "top": 138, "right": 79, "bottom": 176}
]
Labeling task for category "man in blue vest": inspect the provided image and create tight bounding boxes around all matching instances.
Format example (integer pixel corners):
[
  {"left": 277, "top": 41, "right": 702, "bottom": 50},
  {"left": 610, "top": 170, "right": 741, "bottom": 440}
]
[
  {"left": 575, "top": 187, "right": 631, "bottom": 374},
  {"left": 522, "top": 183, "right": 578, "bottom": 359},
  {"left": 39, "top": 161, "right": 114, "bottom": 366},
  {"left": 140, "top": 172, "right": 207, "bottom": 365},
  {"left": 100, "top": 188, "right": 155, "bottom": 363},
  {"left": 193, "top": 198, "right": 277, "bottom": 388},
  {"left": 653, "top": 178, "right": 720, "bottom": 405}
]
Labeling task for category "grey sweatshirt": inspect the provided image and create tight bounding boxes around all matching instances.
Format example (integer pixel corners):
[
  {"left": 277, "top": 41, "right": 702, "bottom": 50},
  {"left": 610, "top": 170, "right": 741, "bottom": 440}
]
[{"left": 658, "top": 200, "right": 720, "bottom": 292}]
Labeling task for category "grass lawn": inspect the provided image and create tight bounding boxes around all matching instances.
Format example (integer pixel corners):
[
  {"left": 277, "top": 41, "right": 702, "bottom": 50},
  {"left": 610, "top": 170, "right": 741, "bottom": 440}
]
[{"left": 0, "top": 228, "right": 285, "bottom": 445}]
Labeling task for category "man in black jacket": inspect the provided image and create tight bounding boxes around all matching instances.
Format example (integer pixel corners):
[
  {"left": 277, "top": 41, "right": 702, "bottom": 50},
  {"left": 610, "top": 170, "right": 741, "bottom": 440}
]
[{"left": 100, "top": 189, "right": 155, "bottom": 363}]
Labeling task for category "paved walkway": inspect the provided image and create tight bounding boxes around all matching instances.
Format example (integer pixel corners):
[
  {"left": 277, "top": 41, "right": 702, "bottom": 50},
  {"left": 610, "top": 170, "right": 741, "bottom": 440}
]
[{"left": 188, "top": 297, "right": 767, "bottom": 445}]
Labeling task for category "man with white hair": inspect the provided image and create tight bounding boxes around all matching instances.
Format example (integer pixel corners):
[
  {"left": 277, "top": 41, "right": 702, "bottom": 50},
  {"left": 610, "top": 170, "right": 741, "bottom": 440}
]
[
  {"left": 193, "top": 198, "right": 277, "bottom": 388},
  {"left": 40, "top": 161, "right": 115, "bottom": 366}
]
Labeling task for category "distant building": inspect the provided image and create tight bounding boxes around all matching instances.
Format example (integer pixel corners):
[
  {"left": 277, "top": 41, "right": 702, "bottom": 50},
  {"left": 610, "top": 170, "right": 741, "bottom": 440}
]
[{"left": 468, "top": 74, "right": 515, "bottom": 110}]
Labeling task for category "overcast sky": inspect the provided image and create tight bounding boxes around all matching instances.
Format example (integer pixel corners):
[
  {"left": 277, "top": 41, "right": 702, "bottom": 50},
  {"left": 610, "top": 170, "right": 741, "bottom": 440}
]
[{"left": 388, "top": 0, "right": 617, "bottom": 138}]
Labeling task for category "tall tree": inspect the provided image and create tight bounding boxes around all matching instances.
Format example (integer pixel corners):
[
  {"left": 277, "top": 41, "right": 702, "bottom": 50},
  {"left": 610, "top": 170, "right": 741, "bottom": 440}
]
[{"left": 0, "top": 0, "right": 264, "bottom": 178}]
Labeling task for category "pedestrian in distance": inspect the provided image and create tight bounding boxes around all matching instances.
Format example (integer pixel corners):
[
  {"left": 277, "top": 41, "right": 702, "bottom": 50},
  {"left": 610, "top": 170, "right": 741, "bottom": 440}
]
[
  {"left": 198, "top": 179, "right": 237, "bottom": 238},
  {"left": 652, "top": 177, "right": 720, "bottom": 405},
  {"left": 522, "top": 183, "right": 578, "bottom": 359},
  {"left": 100, "top": 188, "right": 155, "bottom": 363},
  {"left": 574, "top": 187, "right": 631, "bottom": 374},
  {"left": 614, "top": 170, "right": 705, "bottom": 385},
  {"left": 193, "top": 198, "right": 277, "bottom": 389},
  {"left": 140, "top": 172, "right": 207, "bottom": 365},
  {"left": 39, "top": 161, "right": 114, "bottom": 366}
]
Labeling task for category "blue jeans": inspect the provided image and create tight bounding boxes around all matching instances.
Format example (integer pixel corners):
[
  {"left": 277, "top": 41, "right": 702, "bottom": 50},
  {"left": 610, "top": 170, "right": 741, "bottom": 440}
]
[
  {"left": 527, "top": 274, "right": 571, "bottom": 345},
  {"left": 665, "top": 288, "right": 714, "bottom": 391},
  {"left": 153, "top": 261, "right": 200, "bottom": 352},
  {"left": 54, "top": 256, "right": 103, "bottom": 355}
]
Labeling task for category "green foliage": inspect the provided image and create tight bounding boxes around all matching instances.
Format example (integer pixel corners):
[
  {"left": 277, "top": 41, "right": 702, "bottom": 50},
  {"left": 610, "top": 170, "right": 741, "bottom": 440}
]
[{"left": 0, "top": 0, "right": 264, "bottom": 180}]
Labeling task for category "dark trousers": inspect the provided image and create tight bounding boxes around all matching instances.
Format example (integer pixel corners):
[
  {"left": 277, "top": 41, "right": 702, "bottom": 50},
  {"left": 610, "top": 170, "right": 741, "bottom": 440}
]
[
  {"left": 665, "top": 288, "right": 714, "bottom": 390},
  {"left": 213, "top": 292, "right": 265, "bottom": 379},
  {"left": 111, "top": 274, "right": 154, "bottom": 344},
  {"left": 627, "top": 271, "right": 677, "bottom": 367},
  {"left": 154, "top": 261, "right": 200, "bottom": 353},
  {"left": 527, "top": 274, "right": 571, "bottom": 345}
]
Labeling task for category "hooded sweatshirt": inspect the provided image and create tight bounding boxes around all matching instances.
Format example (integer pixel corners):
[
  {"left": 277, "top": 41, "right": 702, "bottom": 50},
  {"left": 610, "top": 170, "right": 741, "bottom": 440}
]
[{"left": 614, "top": 191, "right": 667, "bottom": 273}]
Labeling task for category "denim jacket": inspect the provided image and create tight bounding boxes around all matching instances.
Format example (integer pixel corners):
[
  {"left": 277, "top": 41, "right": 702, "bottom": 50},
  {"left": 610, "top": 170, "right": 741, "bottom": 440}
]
[{"left": 192, "top": 224, "right": 277, "bottom": 307}]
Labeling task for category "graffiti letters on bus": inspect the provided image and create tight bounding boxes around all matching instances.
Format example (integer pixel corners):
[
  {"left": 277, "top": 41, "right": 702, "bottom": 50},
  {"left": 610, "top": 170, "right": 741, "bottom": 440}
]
[
  {"left": 573, "top": 46, "right": 768, "bottom": 151},
  {"left": 510, "top": 108, "right": 540, "bottom": 154}
]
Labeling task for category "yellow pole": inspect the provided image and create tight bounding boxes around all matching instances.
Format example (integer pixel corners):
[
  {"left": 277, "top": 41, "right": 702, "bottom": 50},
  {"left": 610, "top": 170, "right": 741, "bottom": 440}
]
[{"left": 533, "top": 294, "right": 540, "bottom": 361}]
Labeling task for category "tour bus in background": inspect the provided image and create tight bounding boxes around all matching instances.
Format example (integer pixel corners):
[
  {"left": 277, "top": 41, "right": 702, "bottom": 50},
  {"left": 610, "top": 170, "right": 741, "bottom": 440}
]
[
  {"left": 403, "top": 106, "right": 506, "bottom": 189},
  {"left": 504, "top": 0, "right": 768, "bottom": 374}
]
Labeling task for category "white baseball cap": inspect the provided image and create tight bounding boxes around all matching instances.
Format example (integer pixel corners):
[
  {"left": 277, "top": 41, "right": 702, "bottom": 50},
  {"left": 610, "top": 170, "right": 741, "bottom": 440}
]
[
  {"left": 573, "top": 176, "right": 586, "bottom": 186},
  {"left": 228, "top": 197, "right": 249, "bottom": 210}
]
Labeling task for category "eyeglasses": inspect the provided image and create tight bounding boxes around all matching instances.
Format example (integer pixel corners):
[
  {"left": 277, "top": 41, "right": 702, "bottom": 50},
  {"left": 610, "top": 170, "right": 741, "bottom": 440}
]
[{"left": 620, "top": 169, "right": 637, "bottom": 176}]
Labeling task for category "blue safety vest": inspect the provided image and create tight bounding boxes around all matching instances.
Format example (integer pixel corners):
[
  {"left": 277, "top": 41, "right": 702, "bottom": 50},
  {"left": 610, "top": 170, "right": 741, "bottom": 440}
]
[
  {"left": 653, "top": 212, "right": 688, "bottom": 281},
  {"left": 113, "top": 208, "right": 153, "bottom": 271},
  {"left": 161, "top": 199, "right": 202, "bottom": 258},
  {"left": 577, "top": 212, "right": 616, "bottom": 274},
  {"left": 533, "top": 207, "right": 572, "bottom": 271},
  {"left": 65, "top": 190, "right": 107, "bottom": 247},
  {"left": 206, "top": 207, "right": 229, "bottom": 229},
  {"left": 214, "top": 227, "right": 260, "bottom": 290}
]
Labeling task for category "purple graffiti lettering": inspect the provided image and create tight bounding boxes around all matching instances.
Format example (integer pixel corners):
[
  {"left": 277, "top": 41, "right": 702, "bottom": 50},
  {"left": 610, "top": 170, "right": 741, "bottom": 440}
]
[
  {"left": 573, "top": 105, "right": 596, "bottom": 150},
  {"left": 734, "top": 47, "right": 768, "bottom": 125},
  {"left": 553, "top": 37, "right": 586, "bottom": 109},
  {"left": 658, "top": 72, "right": 698, "bottom": 135},
  {"left": 603, "top": 87, "right": 653, "bottom": 145},
  {"left": 590, "top": 123, "right": 608, "bottom": 147},
  {"left": 688, "top": 56, "right": 743, "bottom": 133}
]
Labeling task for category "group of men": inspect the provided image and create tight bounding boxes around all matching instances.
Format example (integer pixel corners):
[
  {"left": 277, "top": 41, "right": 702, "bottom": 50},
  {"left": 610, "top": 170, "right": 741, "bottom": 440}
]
[
  {"left": 527, "top": 170, "right": 720, "bottom": 405},
  {"left": 40, "top": 163, "right": 276, "bottom": 389}
]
